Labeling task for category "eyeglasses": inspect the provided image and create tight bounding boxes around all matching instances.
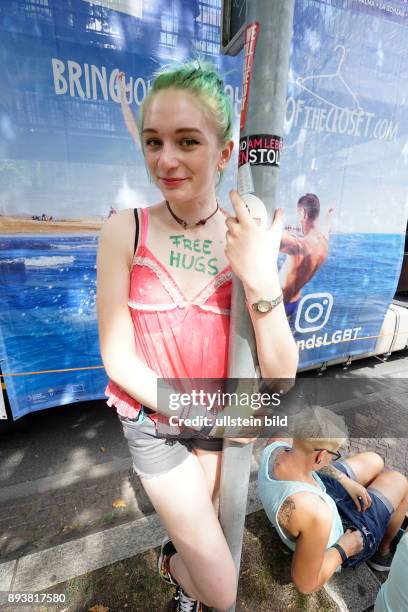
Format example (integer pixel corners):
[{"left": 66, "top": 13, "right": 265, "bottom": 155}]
[{"left": 314, "top": 448, "right": 342, "bottom": 462}]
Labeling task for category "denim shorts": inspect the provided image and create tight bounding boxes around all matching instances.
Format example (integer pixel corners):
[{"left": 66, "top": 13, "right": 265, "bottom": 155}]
[
  {"left": 118, "top": 409, "right": 223, "bottom": 479},
  {"left": 320, "top": 461, "right": 394, "bottom": 568}
]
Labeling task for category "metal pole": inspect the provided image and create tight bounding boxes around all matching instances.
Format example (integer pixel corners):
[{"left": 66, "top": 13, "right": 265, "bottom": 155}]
[{"left": 217, "top": 2, "right": 295, "bottom": 611}]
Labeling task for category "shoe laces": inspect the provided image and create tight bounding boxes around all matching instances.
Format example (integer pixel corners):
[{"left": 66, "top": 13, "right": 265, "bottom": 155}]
[{"left": 177, "top": 587, "right": 200, "bottom": 612}]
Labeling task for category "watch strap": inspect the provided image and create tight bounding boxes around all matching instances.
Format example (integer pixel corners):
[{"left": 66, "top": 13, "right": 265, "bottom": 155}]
[{"left": 331, "top": 542, "right": 348, "bottom": 565}]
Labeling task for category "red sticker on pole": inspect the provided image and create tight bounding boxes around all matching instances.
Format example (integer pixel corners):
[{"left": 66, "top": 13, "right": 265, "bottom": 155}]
[
  {"left": 240, "top": 21, "right": 260, "bottom": 131},
  {"left": 239, "top": 134, "right": 283, "bottom": 167}
]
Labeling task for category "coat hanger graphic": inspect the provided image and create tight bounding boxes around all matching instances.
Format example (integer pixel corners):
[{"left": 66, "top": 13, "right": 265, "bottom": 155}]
[
  {"left": 296, "top": 45, "right": 362, "bottom": 112},
  {"left": 233, "top": 0, "right": 246, "bottom": 18}
]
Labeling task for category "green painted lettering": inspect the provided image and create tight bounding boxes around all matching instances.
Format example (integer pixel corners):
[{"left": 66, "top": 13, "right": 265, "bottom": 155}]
[
  {"left": 169, "top": 235, "right": 184, "bottom": 247},
  {"left": 207, "top": 258, "right": 219, "bottom": 276},
  {"left": 181, "top": 253, "right": 194, "bottom": 270},
  {"left": 203, "top": 240, "right": 212, "bottom": 255},
  {"left": 183, "top": 238, "right": 193, "bottom": 251},
  {"left": 169, "top": 250, "right": 181, "bottom": 267},
  {"left": 195, "top": 256, "right": 205, "bottom": 273},
  {"left": 193, "top": 239, "right": 201, "bottom": 253}
]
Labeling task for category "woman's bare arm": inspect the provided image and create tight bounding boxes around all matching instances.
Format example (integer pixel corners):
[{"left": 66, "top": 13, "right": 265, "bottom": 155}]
[
  {"left": 96, "top": 210, "right": 173, "bottom": 416},
  {"left": 225, "top": 191, "right": 298, "bottom": 380},
  {"left": 244, "top": 278, "right": 298, "bottom": 380}
]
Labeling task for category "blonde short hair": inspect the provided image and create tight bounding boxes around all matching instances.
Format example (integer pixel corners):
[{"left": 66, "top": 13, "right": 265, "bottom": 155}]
[{"left": 293, "top": 406, "right": 348, "bottom": 452}]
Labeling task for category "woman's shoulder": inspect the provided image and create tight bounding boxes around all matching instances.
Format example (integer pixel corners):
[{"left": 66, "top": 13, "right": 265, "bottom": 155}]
[
  {"left": 101, "top": 208, "right": 135, "bottom": 231},
  {"left": 98, "top": 209, "right": 139, "bottom": 267},
  {"left": 99, "top": 203, "right": 163, "bottom": 249}
]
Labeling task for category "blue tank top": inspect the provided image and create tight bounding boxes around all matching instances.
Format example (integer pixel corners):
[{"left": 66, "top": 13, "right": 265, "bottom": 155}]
[
  {"left": 375, "top": 533, "right": 408, "bottom": 612},
  {"left": 257, "top": 441, "right": 344, "bottom": 551}
]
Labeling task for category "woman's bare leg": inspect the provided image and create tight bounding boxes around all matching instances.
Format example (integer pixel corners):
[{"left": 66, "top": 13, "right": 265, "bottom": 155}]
[
  {"left": 194, "top": 447, "right": 222, "bottom": 513},
  {"left": 140, "top": 452, "right": 237, "bottom": 611}
]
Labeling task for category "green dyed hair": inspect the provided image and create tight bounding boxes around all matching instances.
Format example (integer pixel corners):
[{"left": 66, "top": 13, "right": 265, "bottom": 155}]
[{"left": 139, "top": 58, "right": 233, "bottom": 148}]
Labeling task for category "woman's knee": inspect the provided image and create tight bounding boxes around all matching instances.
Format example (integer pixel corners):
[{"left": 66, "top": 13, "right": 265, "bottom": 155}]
[
  {"left": 201, "top": 571, "right": 237, "bottom": 610},
  {"left": 190, "top": 554, "right": 237, "bottom": 610}
]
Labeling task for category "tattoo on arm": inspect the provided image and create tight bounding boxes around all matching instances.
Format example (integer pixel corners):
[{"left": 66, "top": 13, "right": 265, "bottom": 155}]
[
  {"left": 319, "top": 465, "right": 345, "bottom": 481},
  {"left": 278, "top": 497, "right": 296, "bottom": 529}
]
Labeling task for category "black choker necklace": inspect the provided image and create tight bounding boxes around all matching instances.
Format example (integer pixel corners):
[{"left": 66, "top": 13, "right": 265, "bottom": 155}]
[{"left": 166, "top": 200, "right": 219, "bottom": 229}]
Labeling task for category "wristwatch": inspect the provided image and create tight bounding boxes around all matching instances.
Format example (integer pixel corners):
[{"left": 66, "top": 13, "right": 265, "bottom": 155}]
[{"left": 249, "top": 293, "right": 283, "bottom": 313}]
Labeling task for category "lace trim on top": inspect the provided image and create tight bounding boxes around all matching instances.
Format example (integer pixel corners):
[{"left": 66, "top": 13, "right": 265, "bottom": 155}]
[
  {"left": 128, "top": 299, "right": 230, "bottom": 316},
  {"left": 133, "top": 255, "right": 182, "bottom": 303},
  {"left": 199, "top": 269, "right": 232, "bottom": 304},
  {"left": 130, "top": 254, "right": 232, "bottom": 313}
]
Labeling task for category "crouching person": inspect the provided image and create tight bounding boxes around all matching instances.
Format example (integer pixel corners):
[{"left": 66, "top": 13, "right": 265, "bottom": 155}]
[{"left": 257, "top": 413, "right": 408, "bottom": 594}]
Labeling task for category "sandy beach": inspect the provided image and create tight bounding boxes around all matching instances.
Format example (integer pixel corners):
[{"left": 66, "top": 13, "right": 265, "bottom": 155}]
[{"left": 0, "top": 216, "right": 104, "bottom": 234}]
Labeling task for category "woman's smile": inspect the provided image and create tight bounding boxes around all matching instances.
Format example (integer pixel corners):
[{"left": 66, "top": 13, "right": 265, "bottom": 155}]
[{"left": 159, "top": 177, "right": 189, "bottom": 187}]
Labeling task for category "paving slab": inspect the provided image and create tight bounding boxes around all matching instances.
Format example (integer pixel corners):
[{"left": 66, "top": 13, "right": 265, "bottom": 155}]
[
  {"left": 325, "top": 563, "right": 381, "bottom": 612},
  {"left": 12, "top": 513, "right": 166, "bottom": 593},
  {"left": 0, "top": 457, "right": 132, "bottom": 503},
  {"left": 0, "top": 561, "right": 16, "bottom": 604}
]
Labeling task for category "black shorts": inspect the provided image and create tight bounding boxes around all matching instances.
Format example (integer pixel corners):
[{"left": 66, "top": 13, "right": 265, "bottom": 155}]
[{"left": 119, "top": 411, "right": 223, "bottom": 479}]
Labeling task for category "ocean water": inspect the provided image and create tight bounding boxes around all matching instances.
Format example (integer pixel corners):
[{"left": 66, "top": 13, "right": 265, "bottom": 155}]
[
  {"left": 0, "top": 232, "right": 404, "bottom": 419},
  {"left": 0, "top": 234, "right": 105, "bottom": 418}
]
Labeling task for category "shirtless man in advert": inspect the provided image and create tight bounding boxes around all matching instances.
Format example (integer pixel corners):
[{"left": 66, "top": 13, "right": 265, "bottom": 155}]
[{"left": 280, "top": 193, "right": 333, "bottom": 323}]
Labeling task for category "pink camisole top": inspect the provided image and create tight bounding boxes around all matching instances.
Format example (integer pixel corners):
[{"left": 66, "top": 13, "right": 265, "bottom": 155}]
[{"left": 104, "top": 206, "right": 232, "bottom": 423}]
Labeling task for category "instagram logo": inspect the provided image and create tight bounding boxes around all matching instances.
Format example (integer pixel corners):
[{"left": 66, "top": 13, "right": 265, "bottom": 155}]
[{"left": 295, "top": 293, "right": 333, "bottom": 333}]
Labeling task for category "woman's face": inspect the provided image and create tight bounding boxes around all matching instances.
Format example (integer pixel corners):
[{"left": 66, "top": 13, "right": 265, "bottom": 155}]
[{"left": 142, "top": 88, "right": 233, "bottom": 203}]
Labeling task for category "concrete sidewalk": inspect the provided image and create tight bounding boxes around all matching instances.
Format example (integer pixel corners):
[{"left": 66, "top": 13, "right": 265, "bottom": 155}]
[{"left": 0, "top": 350, "right": 407, "bottom": 610}]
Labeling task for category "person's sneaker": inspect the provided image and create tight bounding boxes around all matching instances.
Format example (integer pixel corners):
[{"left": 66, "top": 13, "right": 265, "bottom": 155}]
[
  {"left": 367, "top": 549, "right": 394, "bottom": 571},
  {"left": 172, "top": 586, "right": 205, "bottom": 611},
  {"left": 158, "top": 537, "right": 179, "bottom": 586}
]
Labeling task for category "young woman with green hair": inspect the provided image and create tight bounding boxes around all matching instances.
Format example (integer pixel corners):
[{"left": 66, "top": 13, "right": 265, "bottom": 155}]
[{"left": 97, "top": 59, "right": 298, "bottom": 611}]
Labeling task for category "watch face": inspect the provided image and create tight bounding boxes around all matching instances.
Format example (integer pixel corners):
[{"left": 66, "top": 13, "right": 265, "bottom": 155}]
[{"left": 257, "top": 300, "right": 272, "bottom": 313}]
